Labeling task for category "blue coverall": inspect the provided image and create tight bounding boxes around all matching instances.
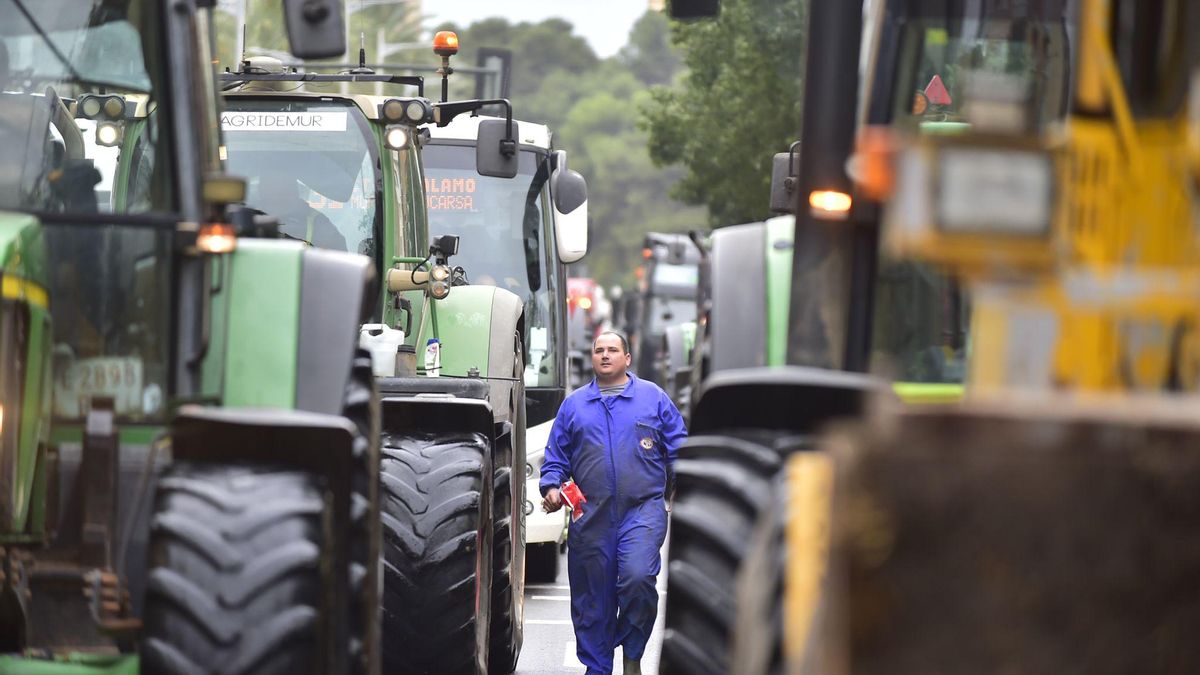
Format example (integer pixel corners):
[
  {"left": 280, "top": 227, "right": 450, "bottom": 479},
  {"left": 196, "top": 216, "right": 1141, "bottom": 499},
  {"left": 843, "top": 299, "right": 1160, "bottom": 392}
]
[{"left": 540, "top": 372, "right": 688, "bottom": 674}]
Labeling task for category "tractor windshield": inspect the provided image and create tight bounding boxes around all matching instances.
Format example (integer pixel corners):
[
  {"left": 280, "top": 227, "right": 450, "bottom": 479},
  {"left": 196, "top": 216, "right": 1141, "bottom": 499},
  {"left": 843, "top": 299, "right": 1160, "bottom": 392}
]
[
  {"left": 1, "top": 0, "right": 179, "bottom": 422},
  {"left": 0, "top": 0, "right": 172, "bottom": 214},
  {"left": 423, "top": 144, "right": 562, "bottom": 390},
  {"left": 869, "top": 7, "right": 1071, "bottom": 386},
  {"left": 890, "top": 14, "right": 1072, "bottom": 132},
  {"left": 221, "top": 98, "right": 380, "bottom": 256}
]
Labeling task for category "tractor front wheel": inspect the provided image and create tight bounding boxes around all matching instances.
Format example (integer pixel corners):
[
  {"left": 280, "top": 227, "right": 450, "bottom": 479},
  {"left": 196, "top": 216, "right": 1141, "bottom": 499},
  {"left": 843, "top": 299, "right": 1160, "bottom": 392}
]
[
  {"left": 660, "top": 431, "right": 806, "bottom": 675},
  {"left": 142, "top": 463, "right": 329, "bottom": 675},
  {"left": 381, "top": 431, "right": 493, "bottom": 675}
]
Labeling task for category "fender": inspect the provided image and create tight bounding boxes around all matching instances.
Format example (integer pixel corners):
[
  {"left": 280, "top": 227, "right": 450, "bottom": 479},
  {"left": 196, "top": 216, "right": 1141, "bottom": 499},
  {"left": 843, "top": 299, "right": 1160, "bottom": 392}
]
[
  {"left": 212, "top": 240, "right": 374, "bottom": 414},
  {"left": 415, "top": 285, "right": 524, "bottom": 425},
  {"left": 707, "top": 222, "right": 769, "bottom": 374},
  {"left": 690, "top": 366, "right": 885, "bottom": 435},
  {"left": 0, "top": 211, "right": 51, "bottom": 540}
]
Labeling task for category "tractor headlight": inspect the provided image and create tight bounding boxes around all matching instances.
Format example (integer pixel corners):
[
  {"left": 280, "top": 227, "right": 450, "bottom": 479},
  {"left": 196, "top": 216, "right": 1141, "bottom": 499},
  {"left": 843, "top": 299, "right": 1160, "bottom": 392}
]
[
  {"left": 379, "top": 97, "right": 434, "bottom": 125},
  {"left": 405, "top": 99, "right": 432, "bottom": 123},
  {"left": 384, "top": 125, "right": 409, "bottom": 150},
  {"left": 525, "top": 462, "right": 534, "bottom": 479},
  {"left": 380, "top": 99, "right": 406, "bottom": 123},
  {"left": 429, "top": 264, "right": 451, "bottom": 282},
  {"left": 430, "top": 280, "right": 450, "bottom": 299},
  {"left": 936, "top": 147, "right": 1053, "bottom": 236},
  {"left": 96, "top": 122, "right": 123, "bottom": 147},
  {"left": 77, "top": 94, "right": 126, "bottom": 121}
]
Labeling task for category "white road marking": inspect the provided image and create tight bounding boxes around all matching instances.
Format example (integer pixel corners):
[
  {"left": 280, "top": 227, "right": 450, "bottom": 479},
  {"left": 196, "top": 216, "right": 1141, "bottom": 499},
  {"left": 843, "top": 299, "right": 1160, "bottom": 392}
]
[
  {"left": 526, "top": 618, "right": 573, "bottom": 625},
  {"left": 564, "top": 641, "right": 586, "bottom": 669},
  {"left": 527, "top": 584, "right": 571, "bottom": 590},
  {"left": 532, "top": 595, "right": 573, "bottom": 601}
]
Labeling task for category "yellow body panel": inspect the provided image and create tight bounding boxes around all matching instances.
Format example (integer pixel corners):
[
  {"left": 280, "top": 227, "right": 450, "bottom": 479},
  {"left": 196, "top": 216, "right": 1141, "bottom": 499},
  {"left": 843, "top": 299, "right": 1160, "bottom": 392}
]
[
  {"left": 782, "top": 452, "right": 833, "bottom": 666},
  {"left": 892, "top": 0, "right": 1200, "bottom": 394}
]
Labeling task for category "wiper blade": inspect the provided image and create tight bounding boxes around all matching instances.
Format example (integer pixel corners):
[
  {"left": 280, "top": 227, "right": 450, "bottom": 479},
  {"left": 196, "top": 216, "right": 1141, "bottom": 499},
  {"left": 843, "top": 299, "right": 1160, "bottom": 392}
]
[{"left": 11, "top": 0, "right": 86, "bottom": 86}]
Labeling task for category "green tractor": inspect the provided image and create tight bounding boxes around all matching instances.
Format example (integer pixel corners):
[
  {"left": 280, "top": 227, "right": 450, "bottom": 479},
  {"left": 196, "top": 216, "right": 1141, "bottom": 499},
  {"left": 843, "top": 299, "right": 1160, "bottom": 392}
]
[
  {"left": 423, "top": 111, "right": 590, "bottom": 591},
  {"left": 628, "top": 233, "right": 701, "bottom": 391},
  {"left": 0, "top": 1, "right": 388, "bottom": 673},
  {"left": 218, "top": 48, "right": 551, "bottom": 673}
]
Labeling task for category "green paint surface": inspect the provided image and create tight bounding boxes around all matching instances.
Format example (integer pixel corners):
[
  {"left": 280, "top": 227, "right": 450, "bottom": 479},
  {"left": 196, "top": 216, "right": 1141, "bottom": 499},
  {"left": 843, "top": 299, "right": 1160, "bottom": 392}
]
[
  {"left": 0, "top": 655, "right": 138, "bottom": 675},
  {"left": 200, "top": 255, "right": 230, "bottom": 400},
  {"left": 892, "top": 381, "right": 964, "bottom": 404},
  {"left": 415, "top": 286, "right": 496, "bottom": 376},
  {"left": 221, "top": 240, "right": 304, "bottom": 408},
  {"left": 0, "top": 211, "right": 50, "bottom": 535},
  {"left": 50, "top": 425, "right": 164, "bottom": 447},
  {"left": 14, "top": 308, "right": 48, "bottom": 532},
  {"left": 764, "top": 215, "right": 795, "bottom": 367}
]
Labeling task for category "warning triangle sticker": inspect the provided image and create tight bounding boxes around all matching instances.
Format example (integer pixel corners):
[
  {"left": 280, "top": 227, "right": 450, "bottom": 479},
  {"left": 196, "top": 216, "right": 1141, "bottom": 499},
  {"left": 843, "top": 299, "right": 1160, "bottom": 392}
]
[{"left": 924, "top": 74, "right": 952, "bottom": 106}]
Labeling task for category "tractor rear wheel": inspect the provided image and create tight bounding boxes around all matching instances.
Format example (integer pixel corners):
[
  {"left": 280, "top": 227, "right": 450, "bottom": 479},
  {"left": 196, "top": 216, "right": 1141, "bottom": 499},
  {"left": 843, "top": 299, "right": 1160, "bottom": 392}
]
[
  {"left": 142, "top": 463, "right": 328, "bottom": 675},
  {"left": 660, "top": 431, "right": 809, "bottom": 675},
  {"left": 381, "top": 431, "right": 493, "bottom": 675}
]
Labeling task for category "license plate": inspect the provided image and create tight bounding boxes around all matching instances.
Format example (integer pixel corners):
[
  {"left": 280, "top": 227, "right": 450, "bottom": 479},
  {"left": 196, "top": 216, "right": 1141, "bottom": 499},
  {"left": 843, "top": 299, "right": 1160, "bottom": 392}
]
[{"left": 54, "top": 357, "right": 144, "bottom": 418}]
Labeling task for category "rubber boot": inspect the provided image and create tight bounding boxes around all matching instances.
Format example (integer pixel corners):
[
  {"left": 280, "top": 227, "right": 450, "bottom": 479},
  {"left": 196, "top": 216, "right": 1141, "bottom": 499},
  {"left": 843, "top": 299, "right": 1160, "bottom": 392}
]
[{"left": 623, "top": 655, "right": 642, "bottom": 675}]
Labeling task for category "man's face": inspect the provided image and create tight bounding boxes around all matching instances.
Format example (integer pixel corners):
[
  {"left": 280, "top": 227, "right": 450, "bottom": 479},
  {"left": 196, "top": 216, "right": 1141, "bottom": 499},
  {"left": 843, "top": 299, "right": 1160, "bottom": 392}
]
[{"left": 592, "top": 334, "right": 631, "bottom": 380}]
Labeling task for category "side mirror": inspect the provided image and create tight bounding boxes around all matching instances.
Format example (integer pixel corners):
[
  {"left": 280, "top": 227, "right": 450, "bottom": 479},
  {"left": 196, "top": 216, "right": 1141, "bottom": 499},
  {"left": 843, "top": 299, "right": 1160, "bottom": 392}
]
[
  {"left": 476, "top": 119, "right": 519, "bottom": 178},
  {"left": 281, "top": 0, "right": 346, "bottom": 60},
  {"left": 551, "top": 151, "right": 588, "bottom": 263},
  {"left": 769, "top": 141, "right": 801, "bottom": 214}
]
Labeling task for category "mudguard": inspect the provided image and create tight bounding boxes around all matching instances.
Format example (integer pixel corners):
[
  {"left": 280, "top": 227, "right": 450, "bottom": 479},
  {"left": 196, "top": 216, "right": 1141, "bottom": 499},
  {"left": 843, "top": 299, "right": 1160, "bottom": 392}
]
[
  {"left": 212, "top": 240, "right": 375, "bottom": 414},
  {"left": 414, "top": 285, "right": 524, "bottom": 425},
  {"left": 690, "top": 366, "right": 885, "bottom": 435},
  {"left": 0, "top": 211, "right": 51, "bottom": 539}
]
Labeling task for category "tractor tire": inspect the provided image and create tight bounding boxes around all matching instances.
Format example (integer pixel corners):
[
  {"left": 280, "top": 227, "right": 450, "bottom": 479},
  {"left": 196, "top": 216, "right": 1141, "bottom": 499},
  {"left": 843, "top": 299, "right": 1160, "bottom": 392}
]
[
  {"left": 380, "top": 431, "right": 493, "bottom": 675},
  {"left": 525, "top": 542, "right": 560, "bottom": 584},
  {"left": 344, "top": 348, "right": 381, "bottom": 675},
  {"left": 141, "top": 463, "right": 328, "bottom": 675},
  {"left": 731, "top": 473, "right": 788, "bottom": 675},
  {"left": 489, "top": 338, "right": 526, "bottom": 674},
  {"left": 660, "top": 431, "right": 809, "bottom": 675}
]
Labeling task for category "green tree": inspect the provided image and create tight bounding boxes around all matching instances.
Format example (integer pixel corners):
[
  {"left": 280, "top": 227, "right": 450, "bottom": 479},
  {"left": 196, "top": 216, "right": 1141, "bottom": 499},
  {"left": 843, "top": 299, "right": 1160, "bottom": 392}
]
[
  {"left": 641, "top": 0, "right": 806, "bottom": 227},
  {"left": 620, "top": 11, "right": 681, "bottom": 86}
]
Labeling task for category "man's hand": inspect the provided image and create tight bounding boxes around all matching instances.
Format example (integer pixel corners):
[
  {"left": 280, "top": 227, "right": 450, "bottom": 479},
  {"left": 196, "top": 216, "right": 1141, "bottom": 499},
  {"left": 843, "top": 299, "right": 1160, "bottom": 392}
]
[{"left": 542, "top": 487, "right": 563, "bottom": 513}]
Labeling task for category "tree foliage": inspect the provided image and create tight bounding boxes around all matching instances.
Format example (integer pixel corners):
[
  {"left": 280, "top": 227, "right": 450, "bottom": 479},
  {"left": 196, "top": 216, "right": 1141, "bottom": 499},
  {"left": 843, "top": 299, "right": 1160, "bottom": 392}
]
[{"left": 641, "top": 0, "right": 806, "bottom": 227}]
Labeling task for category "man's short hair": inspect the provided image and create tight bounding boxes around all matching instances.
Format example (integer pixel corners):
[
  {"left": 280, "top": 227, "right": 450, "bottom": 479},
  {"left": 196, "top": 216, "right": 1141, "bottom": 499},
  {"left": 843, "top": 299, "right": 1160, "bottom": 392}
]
[{"left": 593, "top": 330, "right": 630, "bottom": 355}]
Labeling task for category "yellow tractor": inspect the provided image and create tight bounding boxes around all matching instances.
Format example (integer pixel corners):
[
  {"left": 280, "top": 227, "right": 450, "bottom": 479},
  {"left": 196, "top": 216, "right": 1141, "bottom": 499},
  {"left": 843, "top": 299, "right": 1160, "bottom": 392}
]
[{"left": 726, "top": 0, "right": 1200, "bottom": 672}]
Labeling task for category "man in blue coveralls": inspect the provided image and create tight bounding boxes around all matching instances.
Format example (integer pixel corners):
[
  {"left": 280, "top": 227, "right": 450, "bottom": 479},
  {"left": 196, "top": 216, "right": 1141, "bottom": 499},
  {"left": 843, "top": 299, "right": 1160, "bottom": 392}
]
[{"left": 541, "top": 331, "right": 687, "bottom": 675}]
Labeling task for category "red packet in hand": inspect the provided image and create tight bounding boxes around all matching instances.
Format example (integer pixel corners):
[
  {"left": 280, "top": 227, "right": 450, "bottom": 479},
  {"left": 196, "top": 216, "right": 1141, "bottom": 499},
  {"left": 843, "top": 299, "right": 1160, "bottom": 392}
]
[{"left": 560, "top": 481, "right": 587, "bottom": 522}]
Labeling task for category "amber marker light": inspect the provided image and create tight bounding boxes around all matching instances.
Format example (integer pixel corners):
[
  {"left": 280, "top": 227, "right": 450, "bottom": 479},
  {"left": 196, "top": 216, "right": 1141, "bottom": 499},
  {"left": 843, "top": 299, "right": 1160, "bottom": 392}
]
[
  {"left": 197, "top": 223, "right": 237, "bottom": 253},
  {"left": 856, "top": 125, "right": 898, "bottom": 200},
  {"left": 642, "top": 248, "right": 652, "bottom": 259},
  {"left": 433, "top": 31, "right": 460, "bottom": 57},
  {"left": 809, "top": 190, "right": 853, "bottom": 219},
  {"left": 578, "top": 297, "right": 593, "bottom": 310}
]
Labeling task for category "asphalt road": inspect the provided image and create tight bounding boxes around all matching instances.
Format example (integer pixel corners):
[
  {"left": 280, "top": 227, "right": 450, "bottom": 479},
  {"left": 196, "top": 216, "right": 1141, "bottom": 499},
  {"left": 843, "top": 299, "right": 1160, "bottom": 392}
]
[{"left": 515, "top": 541, "right": 668, "bottom": 674}]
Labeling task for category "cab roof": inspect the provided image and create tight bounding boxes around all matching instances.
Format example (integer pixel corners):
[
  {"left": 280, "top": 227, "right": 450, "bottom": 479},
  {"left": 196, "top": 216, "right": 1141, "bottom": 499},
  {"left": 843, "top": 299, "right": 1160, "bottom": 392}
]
[{"left": 427, "top": 114, "right": 552, "bottom": 149}]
